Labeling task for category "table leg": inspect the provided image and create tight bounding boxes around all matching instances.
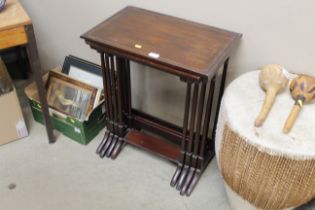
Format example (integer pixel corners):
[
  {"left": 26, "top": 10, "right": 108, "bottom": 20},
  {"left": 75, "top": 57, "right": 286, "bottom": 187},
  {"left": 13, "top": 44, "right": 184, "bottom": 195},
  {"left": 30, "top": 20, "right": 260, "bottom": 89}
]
[
  {"left": 118, "top": 58, "right": 128, "bottom": 123},
  {"left": 100, "top": 55, "right": 118, "bottom": 157},
  {"left": 106, "top": 56, "right": 125, "bottom": 157},
  {"left": 96, "top": 53, "right": 114, "bottom": 154},
  {"left": 180, "top": 81, "right": 207, "bottom": 195},
  {"left": 124, "top": 59, "right": 132, "bottom": 125},
  {"left": 176, "top": 82, "right": 199, "bottom": 190},
  {"left": 186, "top": 75, "right": 216, "bottom": 196},
  {"left": 103, "top": 56, "right": 118, "bottom": 156},
  {"left": 184, "top": 59, "right": 229, "bottom": 195},
  {"left": 111, "top": 58, "right": 131, "bottom": 159},
  {"left": 170, "top": 81, "right": 192, "bottom": 186},
  {"left": 25, "top": 24, "right": 55, "bottom": 143}
]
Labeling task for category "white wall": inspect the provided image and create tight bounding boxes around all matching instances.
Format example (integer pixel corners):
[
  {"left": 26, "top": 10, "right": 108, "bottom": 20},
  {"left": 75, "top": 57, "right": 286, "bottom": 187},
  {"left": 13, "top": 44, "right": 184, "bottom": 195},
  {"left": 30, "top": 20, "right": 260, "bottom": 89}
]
[{"left": 20, "top": 0, "right": 315, "bottom": 125}]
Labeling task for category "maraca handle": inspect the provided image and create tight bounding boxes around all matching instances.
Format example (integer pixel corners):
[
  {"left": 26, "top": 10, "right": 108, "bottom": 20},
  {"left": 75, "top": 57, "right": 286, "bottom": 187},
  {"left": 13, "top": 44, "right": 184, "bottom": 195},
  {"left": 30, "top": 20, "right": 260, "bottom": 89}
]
[
  {"left": 255, "top": 87, "right": 278, "bottom": 127},
  {"left": 283, "top": 103, "right": 302, "bottom": 134}
]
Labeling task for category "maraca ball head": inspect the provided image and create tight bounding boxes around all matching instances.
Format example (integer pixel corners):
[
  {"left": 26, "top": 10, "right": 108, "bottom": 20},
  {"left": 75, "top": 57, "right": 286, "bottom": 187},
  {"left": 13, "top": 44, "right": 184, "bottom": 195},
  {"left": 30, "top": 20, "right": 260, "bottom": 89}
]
[{"left": 290, "top": 75, "right": 315, "bottom": 103}]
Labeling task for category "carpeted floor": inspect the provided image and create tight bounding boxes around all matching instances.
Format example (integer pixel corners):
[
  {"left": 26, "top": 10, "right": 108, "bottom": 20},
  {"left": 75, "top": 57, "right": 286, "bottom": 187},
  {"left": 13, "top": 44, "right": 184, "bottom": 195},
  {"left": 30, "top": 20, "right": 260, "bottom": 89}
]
[
  {"left": 0, "top": 79, "right": 314, "bottom": 210},
  {"left": 0, "top": 106, "right": 231, "bottom": 210}
]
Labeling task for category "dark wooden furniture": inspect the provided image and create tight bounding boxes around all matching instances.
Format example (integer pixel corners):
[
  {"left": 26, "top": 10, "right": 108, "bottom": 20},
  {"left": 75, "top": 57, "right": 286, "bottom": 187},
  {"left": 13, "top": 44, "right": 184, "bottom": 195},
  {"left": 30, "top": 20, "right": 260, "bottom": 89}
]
[
  {"left": 0, "top": 0, "right": 55, "bottom": 143},
  {"left": 82, "top": 6, "right": 241, "bottom": 196}
]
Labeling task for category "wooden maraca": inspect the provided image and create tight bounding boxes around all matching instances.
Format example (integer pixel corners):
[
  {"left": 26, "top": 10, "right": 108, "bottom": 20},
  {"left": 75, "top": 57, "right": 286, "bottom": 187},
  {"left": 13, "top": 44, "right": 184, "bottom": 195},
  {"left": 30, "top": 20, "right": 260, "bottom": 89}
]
[
  {"left": 283, "top": 75, "right": 315, "bottom": 133},
  {"left": 255, "top": 64, "right": 289, "bottom": 127}
]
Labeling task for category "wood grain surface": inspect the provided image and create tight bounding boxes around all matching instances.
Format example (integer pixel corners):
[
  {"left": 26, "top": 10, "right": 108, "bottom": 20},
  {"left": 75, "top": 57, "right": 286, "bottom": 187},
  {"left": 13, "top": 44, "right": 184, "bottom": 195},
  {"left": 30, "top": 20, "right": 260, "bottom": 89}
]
[
  {"left": 126, "top": 130, "right": 181, "bottom": 162},
  {"left": 82, "top": 6, "right": 241, "bottom": 78},
  {"left": 0, "top": 26, "right": 27, "bottom": 49},
  {"left": 0, "top": 0, "right": 31, "bottom": 31}
]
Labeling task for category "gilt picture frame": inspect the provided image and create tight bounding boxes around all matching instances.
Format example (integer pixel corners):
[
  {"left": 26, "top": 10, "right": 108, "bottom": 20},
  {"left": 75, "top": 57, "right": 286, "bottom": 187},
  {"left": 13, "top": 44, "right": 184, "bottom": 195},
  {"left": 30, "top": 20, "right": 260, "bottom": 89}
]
[{"left": 46, "top": 70, "right": 97, "bottom": 121}]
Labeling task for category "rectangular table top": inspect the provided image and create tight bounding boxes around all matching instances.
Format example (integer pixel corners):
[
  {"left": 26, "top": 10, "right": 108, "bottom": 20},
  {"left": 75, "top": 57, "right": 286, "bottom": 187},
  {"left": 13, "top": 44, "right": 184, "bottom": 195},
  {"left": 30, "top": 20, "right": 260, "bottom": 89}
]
[
  {"left": 0, "top": 0, "right": 31, "bottom": 31},
  {"left": 82, "top": 6, "right": 241, "bottom": 78}
]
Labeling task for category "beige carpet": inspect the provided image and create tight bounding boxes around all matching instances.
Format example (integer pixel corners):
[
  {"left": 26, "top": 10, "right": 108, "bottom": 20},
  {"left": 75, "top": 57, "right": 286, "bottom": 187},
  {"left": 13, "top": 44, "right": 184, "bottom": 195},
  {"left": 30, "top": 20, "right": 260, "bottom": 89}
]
[
  {"left": 0, "top": 105, "right": 232, "bottom": 210},
  {"left": 0, "top": 79, "right": 313, "bottom": 210}
]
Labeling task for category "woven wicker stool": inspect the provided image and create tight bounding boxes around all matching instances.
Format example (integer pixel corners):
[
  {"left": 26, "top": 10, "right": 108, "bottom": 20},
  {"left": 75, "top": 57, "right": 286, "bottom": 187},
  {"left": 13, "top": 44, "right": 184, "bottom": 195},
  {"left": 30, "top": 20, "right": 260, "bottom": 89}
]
[{"left": 215, "top": 71, "right": 315, "bottom": 210}]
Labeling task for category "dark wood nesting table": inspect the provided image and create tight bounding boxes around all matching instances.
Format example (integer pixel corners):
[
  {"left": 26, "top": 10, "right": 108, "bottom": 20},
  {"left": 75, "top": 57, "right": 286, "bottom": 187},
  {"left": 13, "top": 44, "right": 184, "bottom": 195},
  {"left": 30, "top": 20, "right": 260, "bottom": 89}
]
[{"left": 82, "top": 6, "right": 241, "bottom": 196}]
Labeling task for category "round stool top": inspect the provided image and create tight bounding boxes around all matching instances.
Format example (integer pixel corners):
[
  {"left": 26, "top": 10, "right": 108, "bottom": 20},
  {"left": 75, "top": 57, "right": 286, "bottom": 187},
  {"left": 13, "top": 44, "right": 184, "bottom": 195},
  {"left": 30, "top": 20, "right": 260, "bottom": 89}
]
[{"left": 221, "top": 70, "right": 315, "bottom": 159}]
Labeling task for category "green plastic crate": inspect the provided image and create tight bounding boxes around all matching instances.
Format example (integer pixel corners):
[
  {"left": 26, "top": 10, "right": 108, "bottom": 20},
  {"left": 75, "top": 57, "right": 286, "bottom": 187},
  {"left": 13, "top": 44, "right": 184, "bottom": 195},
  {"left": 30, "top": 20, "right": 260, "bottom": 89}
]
[{"left": 25, "top": 76, "right": 106, "bottom": 145}]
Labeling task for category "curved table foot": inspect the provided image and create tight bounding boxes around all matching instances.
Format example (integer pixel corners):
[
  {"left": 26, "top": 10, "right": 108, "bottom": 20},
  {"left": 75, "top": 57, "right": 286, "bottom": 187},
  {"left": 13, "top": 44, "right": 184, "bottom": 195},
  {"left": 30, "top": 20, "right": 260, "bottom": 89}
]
[
  {"left": 100, "top": 133, "right": 114, "bottom": 158},
  {"left": 111, "top": 139, "right": 125, "bottom": 159},
  {"left": 96, "top": 130, "right": 110, "bottom": 154},
  {"left": 106, "top": 135, "right": 119, "bottom": 157},
  {"left": 176, "top": 166, "right": 189, "bottom": 191},
  {"left": 170, "top": 164, "right": 183, "bottom": 187},
  {"left": 180, "top": 168, "right": 195, "bottom": 195},
  {"left": 186, "top": 172, "right": 200, "bottom": 196}
]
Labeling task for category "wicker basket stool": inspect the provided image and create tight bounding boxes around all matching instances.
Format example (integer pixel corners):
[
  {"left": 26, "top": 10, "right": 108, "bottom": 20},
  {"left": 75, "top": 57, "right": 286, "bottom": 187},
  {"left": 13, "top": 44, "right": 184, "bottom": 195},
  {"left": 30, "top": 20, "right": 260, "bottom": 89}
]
[{"left": 215, "top": 71, "right": 315, "bottom": 210}]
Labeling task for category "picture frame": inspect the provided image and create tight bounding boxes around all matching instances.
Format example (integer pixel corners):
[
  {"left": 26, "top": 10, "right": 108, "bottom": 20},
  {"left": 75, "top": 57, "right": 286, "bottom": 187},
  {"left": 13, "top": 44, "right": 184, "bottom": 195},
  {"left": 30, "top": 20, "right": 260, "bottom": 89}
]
[
  {"left": 62, "top": 55, "right": 103, "bottom": 89},
  {"left": 46, "top": 70, "right": 98, "bottom": 121}
]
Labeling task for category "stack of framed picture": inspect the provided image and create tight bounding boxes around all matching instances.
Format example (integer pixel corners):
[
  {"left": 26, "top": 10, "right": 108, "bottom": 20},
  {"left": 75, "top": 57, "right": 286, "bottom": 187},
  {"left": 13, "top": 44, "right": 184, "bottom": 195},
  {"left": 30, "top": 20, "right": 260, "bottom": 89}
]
[
  {"left": 25, "top": 55, "right": 106, "bottom": 144},
  {"left": 46, "top": 55, "right": 104, "bottom": 121},
  {"left": 46, "top": 70, "right": 103, "bottom": 121}
]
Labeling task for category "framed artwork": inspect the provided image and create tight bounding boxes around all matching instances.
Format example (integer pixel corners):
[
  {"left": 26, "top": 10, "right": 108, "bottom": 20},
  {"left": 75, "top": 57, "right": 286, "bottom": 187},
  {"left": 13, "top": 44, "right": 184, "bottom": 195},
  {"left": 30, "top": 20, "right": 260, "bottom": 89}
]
[
  {"left": 62, "top": 55, "right": 103, "bottom": 89},
  {"left": 46, "top": 70, "right": 98, "bottom": 121}
]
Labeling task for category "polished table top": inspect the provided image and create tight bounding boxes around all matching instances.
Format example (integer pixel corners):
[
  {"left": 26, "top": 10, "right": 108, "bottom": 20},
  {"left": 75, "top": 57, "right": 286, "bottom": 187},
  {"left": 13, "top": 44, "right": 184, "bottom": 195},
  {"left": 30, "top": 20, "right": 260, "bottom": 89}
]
[{"left": 82, "top": 6, "right": 241, "bottom": 79}]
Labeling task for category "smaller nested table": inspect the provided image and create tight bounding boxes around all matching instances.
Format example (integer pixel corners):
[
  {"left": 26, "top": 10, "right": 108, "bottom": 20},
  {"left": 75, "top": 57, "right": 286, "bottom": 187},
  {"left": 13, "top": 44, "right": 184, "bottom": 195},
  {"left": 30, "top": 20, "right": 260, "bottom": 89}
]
[
  {"left": 0, "top": 0, "right": 55, "bottom": 143},
  {"left": 216, "top": 71, "right": 315, "bottom": 210},
  {"left": 82, "top": 6, "right": 241, "bottom": 196}
]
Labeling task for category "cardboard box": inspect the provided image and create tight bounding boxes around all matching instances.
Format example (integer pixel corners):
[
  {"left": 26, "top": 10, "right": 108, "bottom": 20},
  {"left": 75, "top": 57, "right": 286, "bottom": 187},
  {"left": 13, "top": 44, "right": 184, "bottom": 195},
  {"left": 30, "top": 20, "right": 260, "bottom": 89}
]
[
  {"left": 0, "top": 89, "right": 28, "bottom": 145},
  {"left": 0, "top": 59, "right": 28, "bottom": 145},
  {"left": 25, "top": 70, "right": 106, "bottom": 145}
]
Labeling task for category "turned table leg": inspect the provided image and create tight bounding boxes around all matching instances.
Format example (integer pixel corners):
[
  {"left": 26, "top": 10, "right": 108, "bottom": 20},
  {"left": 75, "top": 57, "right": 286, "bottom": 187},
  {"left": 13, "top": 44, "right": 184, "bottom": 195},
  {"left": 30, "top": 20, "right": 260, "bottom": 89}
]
[
  {"left": 111, "top": 58, "right": 131, "bottom": 159},
  {"left": 97, "top": 53, "right": 128, "bottom": 159},
  {"left": 171, "top": 58, "right": 229, "bottom": 196},
  {"left": 184, "top": 58, "right": 229, "bottom": 195},
  {"left": 106, "top": 56, "right": 125, "bottom": 158},
  {"left": 171, "top": 81, "right": 192, "bottom": 187},
  {"left": 96, "top": 53, "right": 114, "bottom": 155},
  {"left": 186, "top": 76, "right": 216, "bottom": 196},
  {"left": 180, "top": 81, "right": 207, "bottom": 195},
  {"left": 171, "top": 81, "right": 200, "bottom": 191},
  {"left": 99, "top": 54, "right": 117, "bottom": 157},
  {"left": 25, "top": 24, "right": 55, "bottom": 143},
  {"left": 100, "top": 55, "right": 119, "bottom": 157}
]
